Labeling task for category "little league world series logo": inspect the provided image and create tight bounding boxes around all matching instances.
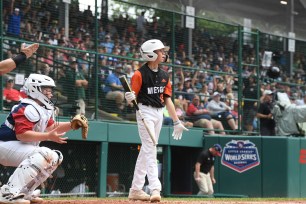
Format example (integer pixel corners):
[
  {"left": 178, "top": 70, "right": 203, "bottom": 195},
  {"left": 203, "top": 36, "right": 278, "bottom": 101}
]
[{"left": 221, "top": 140, "right": 260, "bottom": 173}]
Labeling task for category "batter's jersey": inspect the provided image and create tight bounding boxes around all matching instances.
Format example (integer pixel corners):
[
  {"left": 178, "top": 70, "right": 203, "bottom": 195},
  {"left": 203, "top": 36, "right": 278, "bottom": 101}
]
[
  {"left": 131, "top": 64, "right": 172, "bottom": 108},
  {"left": 196, "top": 149, "right": 215, "bottom": 174},
  {"left": 0, "top": 102, "right": 54, "bottom": 141}
]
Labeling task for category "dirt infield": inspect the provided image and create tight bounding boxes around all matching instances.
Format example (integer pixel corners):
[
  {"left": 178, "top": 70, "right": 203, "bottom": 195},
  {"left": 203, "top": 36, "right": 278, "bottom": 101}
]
[{"left": 41, "top": 199, "right": 306, "bottom": 204}]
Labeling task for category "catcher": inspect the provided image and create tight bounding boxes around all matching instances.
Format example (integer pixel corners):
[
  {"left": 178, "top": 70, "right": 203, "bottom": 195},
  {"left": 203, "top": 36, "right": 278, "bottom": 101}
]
[
  {"left": 0, "top": 43, "right": 39, "bottom": 75},
  {"left": 0, "top": 74, "right": 88, "bottom": 204}
]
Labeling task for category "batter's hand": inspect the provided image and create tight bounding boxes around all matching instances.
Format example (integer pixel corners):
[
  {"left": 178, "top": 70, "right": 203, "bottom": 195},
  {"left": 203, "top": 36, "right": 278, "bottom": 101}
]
[
  {"left": 21, "top": 43, "right": 39, "bottom": 58},
  {"left": 48, "top": 126, "right": 68, "bottom": 144},
  {"left": 172, "top": 120, "right": 188, "bottom": 140},
  {"left": 211, "top": 178, "right": 216, "bottom": 184},
  {"left": 195, "top": 177, "right": 201, "bottom": 181},
  {"left": 125, "top": 91, "right": 136, "bottom": 103}
]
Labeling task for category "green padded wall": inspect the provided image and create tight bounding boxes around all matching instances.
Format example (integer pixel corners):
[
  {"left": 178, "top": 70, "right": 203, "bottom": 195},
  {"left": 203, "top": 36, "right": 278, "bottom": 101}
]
[
  {"left": 218, "top": 136, "right": 262, "bottom": 197},
  {"left": 300, "top": 139, "right": 306, "bottom": 197},
  {"left": 262, "top": 137, "right": 288, "bottom": 197},
  {"left": 287, "top": 138, "right": 301, "bottom": 197}
]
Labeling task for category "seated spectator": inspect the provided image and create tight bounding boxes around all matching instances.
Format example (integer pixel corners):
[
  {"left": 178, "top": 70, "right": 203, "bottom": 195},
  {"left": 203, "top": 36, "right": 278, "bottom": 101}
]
[
  {"left": 187, "top": 95, "right": 225, "bottom": 135},
  {"left": 103, "top": 64, "right": 125, "bottom": 112},
  {"left": 207, "top": 92, "right": 237, "bottom": 131},
  {"left": 225, "top": 93, "right": 237, "bottom": 117},
  {"left": 198, "top": 83, "right": 210, "bottom": 107},
  {"left": 124, "top": 64, "right": 134, "bottom": 84},
  {"left": 174, "top": 99, "right": 193, "bottom": 128},
  {"left": 62, "top": 60, "right": 88, "bottom": 115},
  {"left": 163, "top": 107, "right": 173, "bottom": 126},
  {"left": 100, "top": 35, "right": 114, "bottom": 54},
  {"left": 3, "top": 78, "right": 23, "bottom": 109},
  {"left": 182, "top": 77, "right": 194, "bottom": 101},
  {"left": 174, "top": 82, "right": 189, "bottom": 112}
]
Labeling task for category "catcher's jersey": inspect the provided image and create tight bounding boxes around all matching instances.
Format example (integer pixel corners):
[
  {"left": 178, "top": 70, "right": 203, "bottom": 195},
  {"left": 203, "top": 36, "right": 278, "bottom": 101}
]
[
  {"left": 0, "top": 101, "right": 54, "bottom": 141},
  {"left": 131, "top": 63, "right": 172, "bottom": 108}
]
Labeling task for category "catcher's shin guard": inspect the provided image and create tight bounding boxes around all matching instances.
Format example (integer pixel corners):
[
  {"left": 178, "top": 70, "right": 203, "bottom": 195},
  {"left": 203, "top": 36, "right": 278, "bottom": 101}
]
[{"left": 6, "top": 147, "right": 63, "bottom": 198}]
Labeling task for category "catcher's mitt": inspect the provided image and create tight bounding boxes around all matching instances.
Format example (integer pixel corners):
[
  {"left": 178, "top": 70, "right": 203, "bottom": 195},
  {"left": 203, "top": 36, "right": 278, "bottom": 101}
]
[{"left": 70, "top": 114, "right": 88, "bottom": 139}]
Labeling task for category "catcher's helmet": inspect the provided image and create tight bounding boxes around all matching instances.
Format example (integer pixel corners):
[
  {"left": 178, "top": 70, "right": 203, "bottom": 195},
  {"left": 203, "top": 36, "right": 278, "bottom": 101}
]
[
  {"left": 22, "top": 73, "right": 55, "bottom": 110},
  {"left": 140, "top": 39, "right": 169, "bottom": 61}
]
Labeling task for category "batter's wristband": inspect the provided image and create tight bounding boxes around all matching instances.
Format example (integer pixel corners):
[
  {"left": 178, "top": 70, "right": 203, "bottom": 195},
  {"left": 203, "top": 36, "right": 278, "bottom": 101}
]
[
  {"left": 12, "top": 52, "right": 27, "bottom": 66},
  {"left": 173, "top": 120, "right": 180, "bottom": 126}
]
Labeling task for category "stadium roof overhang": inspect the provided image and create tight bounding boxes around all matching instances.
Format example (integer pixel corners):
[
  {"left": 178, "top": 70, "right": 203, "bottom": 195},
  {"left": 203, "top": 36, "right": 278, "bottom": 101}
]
[{"left": 163, "top": 0, "right": 306, "bottom": 40}]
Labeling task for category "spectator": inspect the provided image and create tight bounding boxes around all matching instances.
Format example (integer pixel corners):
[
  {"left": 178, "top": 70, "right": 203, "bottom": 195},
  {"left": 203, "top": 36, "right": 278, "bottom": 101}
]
[
  {"left": 163, "top": 107, "right": 173, "bottom": 126},
  {"left": 83, "top": 5, "right": 93, "bottom": 26},
  {"left": 174, "top": 99, "right": 193, "bottom": 128},
  {"left": 84, "top": 33, "right": 94, "bottom": 50},
  {"left": 194, "top": 144, "right": 222, "bottom": 195},
  {"left": 63, "top": 60, "right": 88, "bottom": 115},
  {"left": 256, "top": 90, "right": 275, "bottom": 136},
  {"left": 77, "top": 53, "right": 90, "bottom": 76},
  {"left": 207, "top": 92, "right": 237, "bottom": 131},
  {"left": 124, "top": 64, "right": 134, "bottom": 84},
  {"left": 242, "top": 75, "right": 258, "bottom": 133},
  {"left": 182, "top": 77, "right": 194, "bottom": 101},
  {"left": 131, "top": 61, "right": 139, "bottom": 71},
  {"left": 7, "top": 8, "right": 22, "bottom": 37},
  {"left": 187, "top": 95, "right": 225, "bottom": 135},
  {"left": 103, "top": 64, "right": 125, "bottom": 113},
  {"left": 3, "top": 78, "right": 23, "bottom": 109},
  {"left": 198, "top": 83, "right": 210, "bottom": 107},
  {"left": 48, "top": 33, "right": 58, "bottom": 46},
  {"left": 150, "top": 16, "right": 159, "bottom": 39},
  {"left": 37, "top": 62, "right": 53, "bottom": 77},
  {"left": 136, "top": 11, "right": 146, "bottom": 37},
  {"left": 100, "top": 35, "right": 114, "bottom": 54},
  {"left": 164, "top": 100, "right": 193, "bottom": 128},
  {"left": 41, "top": 49, "right": 54, "bottom": 67}
]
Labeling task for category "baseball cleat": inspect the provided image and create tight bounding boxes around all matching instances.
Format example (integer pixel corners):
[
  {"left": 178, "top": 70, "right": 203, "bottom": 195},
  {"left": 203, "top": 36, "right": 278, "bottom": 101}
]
[
  {"left": 29, "top": 190, "right": 43, "bottom": 204},
  {"left": 128, "top": 188, "right": 150, "bottom": 201},
  {"left": 0, "top": 193, "right": 30, "bottom": 204},
  {"left": 150, "top": 189, "right": 161, "bottom": 202}
]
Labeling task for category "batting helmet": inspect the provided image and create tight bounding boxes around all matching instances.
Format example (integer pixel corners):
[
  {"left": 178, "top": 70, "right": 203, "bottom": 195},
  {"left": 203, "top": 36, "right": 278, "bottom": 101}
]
[{"left": 140, "top": 39, "right": 169, "bottom": 61}]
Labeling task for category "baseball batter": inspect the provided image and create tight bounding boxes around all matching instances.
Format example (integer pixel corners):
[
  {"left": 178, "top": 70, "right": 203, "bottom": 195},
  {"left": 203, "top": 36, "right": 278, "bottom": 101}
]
[
  {"left": 194, "top": 144, "right": 222, "bottom": 195},
  {"left": 125, "top": 39, "right": 188, "bottom": 202},
  {"left": 0, "top": 74, "right": 74, "bottom": 204}
]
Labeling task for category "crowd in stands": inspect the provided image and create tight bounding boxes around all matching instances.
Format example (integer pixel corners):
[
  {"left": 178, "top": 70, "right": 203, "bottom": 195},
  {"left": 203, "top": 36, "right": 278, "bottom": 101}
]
[{"left": 2, "top": 0, "right": 306, "bottom": 135}]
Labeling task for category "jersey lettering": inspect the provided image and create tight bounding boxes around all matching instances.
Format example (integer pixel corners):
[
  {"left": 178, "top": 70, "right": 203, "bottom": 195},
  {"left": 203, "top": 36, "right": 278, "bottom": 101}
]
[{"left": 147, "top": 86, "right": 165, "bottom": 94}]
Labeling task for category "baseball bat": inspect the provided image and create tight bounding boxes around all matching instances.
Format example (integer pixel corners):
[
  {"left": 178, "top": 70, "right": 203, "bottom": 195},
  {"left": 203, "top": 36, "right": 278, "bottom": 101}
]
[{"left": 119, "top": 75, "right": 157, "bottom": 146}]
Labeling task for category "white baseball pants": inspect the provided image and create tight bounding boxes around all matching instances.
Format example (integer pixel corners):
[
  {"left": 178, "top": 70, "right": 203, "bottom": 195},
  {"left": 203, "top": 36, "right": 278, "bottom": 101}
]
[
  {"left": 194, "top": 171, "right": 214, "bottom": 195},
  {"left": 0, "top": 141, "right": 39, "bottom": 167},
  {"left": 131, "top": 103, "right": 163, "bottom": 192}
]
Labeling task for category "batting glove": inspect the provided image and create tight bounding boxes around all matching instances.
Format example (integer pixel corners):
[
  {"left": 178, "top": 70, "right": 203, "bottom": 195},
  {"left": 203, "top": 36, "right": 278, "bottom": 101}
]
[
  {"left": 125, "top": 91, "right": 136, "bottom": 103},
  {"left": 172, "top": 120, "right": 189, "bottom": 140}
]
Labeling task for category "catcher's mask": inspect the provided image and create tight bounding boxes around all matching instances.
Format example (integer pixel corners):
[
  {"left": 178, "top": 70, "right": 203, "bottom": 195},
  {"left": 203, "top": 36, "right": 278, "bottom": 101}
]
[{"left": 22, "top": 73, "right": 55, "bottom": 110}]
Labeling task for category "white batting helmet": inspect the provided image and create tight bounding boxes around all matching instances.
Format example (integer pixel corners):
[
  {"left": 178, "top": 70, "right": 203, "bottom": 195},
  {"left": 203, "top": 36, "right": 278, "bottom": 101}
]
[
  {"left": 140, "top": 39, "right": 169, "bottom": 61},
  {"left": 22, "top": 74, "right": 55, "bottom": 110}
]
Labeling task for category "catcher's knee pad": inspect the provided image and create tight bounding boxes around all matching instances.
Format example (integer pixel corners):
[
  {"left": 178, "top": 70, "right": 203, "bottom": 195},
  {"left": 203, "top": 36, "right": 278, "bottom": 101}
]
[
  {"left": 38, "top": 147, "right": 63, "bottom": 167},
  {"left": 7, "top": 147, "right": 63, "bottom": 195}
]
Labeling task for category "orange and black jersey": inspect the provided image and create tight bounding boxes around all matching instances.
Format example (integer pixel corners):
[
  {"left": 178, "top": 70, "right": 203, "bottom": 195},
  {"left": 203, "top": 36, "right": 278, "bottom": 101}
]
[{"left": 131, "top": 63, "right": 172, "bottom": 108}]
